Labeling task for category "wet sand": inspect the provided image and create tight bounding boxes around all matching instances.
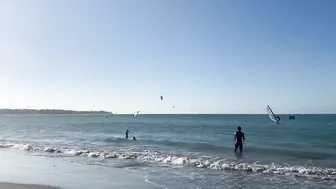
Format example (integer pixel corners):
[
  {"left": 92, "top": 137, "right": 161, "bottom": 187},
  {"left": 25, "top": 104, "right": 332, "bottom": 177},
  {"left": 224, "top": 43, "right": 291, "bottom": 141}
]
[
  {"left": 0, "top": 149, "right": 158, "bottom": 189},
  {"left": 0, "top": 182, "right": 60, "bottom": 189}
]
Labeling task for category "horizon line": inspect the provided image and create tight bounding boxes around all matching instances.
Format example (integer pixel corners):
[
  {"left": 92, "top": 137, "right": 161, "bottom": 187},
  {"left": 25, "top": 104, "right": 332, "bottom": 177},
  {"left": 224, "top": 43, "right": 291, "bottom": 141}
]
[{"left": 0, "top": 108, "right": 334, "bottom": 115}]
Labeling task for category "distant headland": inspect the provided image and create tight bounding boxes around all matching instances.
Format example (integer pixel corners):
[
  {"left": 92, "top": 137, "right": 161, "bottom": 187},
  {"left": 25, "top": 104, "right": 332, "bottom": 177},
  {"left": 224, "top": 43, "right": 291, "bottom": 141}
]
[{"left": 0, "top": 109, "right": 112, "bottom": 114}]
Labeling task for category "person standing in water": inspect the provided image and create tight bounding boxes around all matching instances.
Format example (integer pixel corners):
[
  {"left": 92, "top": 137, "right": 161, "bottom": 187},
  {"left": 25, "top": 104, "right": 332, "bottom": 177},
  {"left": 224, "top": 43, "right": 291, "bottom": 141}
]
[
  {"left": 234, "top": 126, "right": 245, "bottom": 153},
  {"left": 125, "top": 129, "right": 129, "bottom": 139}
]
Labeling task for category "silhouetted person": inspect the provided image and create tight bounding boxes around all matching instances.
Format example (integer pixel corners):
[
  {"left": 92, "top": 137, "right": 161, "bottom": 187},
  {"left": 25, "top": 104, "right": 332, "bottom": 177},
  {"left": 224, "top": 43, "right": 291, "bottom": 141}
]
[
  {"left": 133, "top": 137, "right": 136, "bottom": 141},
  {"left": 125, "top": 130, "right": 129, "bottom": 139},
  {"left": 234, "top": 126, "right": 245, "bottom": 153}
]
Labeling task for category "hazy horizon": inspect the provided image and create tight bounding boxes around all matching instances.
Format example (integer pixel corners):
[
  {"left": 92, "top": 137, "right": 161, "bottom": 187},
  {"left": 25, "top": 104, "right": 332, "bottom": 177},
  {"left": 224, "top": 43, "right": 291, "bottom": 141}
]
[
  {"left": 0, "top": 108, "right": 334, "bottom": 115},
  {"left": 1, "top": 0, "right": 335, "bottom": 114}
]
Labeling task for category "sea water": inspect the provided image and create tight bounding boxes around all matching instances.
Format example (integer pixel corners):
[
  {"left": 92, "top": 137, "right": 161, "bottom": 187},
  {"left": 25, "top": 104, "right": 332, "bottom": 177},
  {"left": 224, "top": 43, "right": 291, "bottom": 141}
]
[{"left": 0, "top": 114, "right": 335, "bottom": 189}]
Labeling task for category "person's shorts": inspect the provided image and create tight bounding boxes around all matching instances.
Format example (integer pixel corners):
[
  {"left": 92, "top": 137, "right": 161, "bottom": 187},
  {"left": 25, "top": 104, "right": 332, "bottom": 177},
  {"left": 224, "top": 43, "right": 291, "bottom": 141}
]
[{"left": 235, "top": 143, "right": 243, "bottom": 150}]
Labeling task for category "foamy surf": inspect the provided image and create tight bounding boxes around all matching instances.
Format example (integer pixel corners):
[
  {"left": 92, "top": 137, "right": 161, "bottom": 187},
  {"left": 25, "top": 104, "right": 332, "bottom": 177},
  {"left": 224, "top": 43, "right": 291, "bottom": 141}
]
[{"left": 0, "top": 140, "right": 335, "bottom": 180}]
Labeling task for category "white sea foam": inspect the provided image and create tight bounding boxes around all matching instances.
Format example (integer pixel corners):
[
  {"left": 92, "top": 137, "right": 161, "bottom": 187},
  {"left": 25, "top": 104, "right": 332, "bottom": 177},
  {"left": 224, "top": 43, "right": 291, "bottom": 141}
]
[{"left": 0, "top": 140, "right": 335, "bottom": 180}]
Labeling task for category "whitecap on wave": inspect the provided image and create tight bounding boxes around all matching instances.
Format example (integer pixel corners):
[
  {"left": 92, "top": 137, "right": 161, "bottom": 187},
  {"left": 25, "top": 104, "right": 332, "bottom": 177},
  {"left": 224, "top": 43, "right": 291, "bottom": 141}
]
[{"left": 1, "top": 140, "right": 335, "bottom": 180}]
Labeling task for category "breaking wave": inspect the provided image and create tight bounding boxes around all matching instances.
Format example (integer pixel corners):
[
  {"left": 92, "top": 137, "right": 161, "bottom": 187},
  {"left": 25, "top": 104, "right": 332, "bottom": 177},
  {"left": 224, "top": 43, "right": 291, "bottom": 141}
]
[
  {"left": 0, "top": 140, "right": 336, "bottom": 181},
  {"left": 103, "top": 137, "right": 132, "bottom": 143},
  {"left": 103, "top": 138, "right": 336, "bottom": 161}
]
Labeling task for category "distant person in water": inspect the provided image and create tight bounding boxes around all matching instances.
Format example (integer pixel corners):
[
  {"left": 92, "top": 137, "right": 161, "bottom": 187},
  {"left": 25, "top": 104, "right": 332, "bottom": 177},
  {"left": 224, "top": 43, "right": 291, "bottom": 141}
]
[
  {"left": 275, "top": 116, "right": 280, "bottom": 123},
  {"left": 125, "top": 130, "right": 129, "bottom": 139},
  {"left": 234, "top": 126, "right": 245, "bottom": 153},
  {"left": 133, "top": 137, "right": 136, "bottom": 141}
]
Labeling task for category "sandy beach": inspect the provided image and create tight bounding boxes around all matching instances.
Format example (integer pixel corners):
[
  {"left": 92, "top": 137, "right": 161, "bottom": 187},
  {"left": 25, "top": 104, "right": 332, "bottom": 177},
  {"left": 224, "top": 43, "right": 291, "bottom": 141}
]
[
  {"left": 0, "top": 149, "right": 158, "bottom": 189},
  {"left": 0, "top": 183, "right": 60, "bottom": 189}
]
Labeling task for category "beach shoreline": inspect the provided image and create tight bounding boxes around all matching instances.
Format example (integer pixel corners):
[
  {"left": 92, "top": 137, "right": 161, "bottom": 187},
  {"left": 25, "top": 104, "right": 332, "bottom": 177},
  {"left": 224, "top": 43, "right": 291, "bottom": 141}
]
[
  {"left": 0, "top": 182, "right": 60, "bottom": 189},
  {"left": 0, "top": 149, "right": 157, "bottom": 189}
]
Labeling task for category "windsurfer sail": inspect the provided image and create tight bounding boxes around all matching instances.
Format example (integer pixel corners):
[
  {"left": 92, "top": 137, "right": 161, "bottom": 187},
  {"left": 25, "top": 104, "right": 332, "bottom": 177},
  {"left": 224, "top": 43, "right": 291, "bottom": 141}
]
[
  {"left": 133, "top": 110, "right": 140, "bottom": 118},
  {"left": 266, "top": 105, "right": 279, "bottom": 123}
]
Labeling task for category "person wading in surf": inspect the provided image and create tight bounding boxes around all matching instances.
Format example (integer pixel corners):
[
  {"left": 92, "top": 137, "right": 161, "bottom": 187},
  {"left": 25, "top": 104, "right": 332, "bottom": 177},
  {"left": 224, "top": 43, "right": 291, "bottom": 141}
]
[
  {"left": 125, "top": 129, "right": 129, "bottom": 139},
  {"left": 234, "top": 126, "right": 245, "bottom": 153}
]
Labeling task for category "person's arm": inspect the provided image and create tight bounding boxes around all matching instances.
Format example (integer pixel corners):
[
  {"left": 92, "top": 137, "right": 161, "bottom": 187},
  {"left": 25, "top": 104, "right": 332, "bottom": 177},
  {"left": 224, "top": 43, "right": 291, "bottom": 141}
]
[{"left": 243, "top": 133, "right": 245, "bottom": 142}]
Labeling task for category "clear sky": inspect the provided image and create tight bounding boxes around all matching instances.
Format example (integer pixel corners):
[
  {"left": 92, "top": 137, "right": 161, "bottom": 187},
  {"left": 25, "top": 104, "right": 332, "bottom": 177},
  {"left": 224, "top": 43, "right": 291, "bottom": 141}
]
[{"left": 0, "top": 0, "right": 335, "bottom": 114}]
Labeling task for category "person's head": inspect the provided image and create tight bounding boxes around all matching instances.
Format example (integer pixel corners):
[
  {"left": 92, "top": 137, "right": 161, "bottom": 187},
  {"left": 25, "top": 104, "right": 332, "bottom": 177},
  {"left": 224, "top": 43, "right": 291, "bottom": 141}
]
[
  {"left": 133, "top": 137, "right": 136, "bottom": 140},
  {"left": 237, "top": 126, "right": 241, "bottom": 131}
]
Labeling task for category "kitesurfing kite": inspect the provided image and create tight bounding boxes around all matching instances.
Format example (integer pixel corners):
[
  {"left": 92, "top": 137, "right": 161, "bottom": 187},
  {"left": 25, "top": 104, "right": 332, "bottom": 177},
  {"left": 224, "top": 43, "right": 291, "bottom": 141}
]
[
  {"left": 133, "top": 110, "right": 140, "bottom": 118},
  {"left": 160, "top": 96, "right": 163, "bottom": 100}
]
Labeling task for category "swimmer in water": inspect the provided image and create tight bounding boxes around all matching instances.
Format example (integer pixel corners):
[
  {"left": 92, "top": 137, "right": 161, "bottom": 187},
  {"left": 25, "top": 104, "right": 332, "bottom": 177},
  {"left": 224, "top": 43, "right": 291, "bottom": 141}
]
[
  {"left": 133, "top": 137, "right": 136, "bottom": 141},
  {"left": 125, "top": 130, "right": 129, "bottom": 139},
  {"left": 234, "top": 126, "right": 245, "bottom": 153}
]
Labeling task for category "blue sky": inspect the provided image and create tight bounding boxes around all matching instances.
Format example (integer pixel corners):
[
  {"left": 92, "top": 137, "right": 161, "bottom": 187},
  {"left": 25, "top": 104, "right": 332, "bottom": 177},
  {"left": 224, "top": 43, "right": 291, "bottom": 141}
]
[{"left": 0, "top": 0, "right": 335, "bottom": 114}]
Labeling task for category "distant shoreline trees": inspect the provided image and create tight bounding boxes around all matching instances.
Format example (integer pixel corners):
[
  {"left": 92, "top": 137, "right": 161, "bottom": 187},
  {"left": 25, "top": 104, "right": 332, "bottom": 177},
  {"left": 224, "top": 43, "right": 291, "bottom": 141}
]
[{"left": 0, "top": 109, "right": 112, "bottom": 114}]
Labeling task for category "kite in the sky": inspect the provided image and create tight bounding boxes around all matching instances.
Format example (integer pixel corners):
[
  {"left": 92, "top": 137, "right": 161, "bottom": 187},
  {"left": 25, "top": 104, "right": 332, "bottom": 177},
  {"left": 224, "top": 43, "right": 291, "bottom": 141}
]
[{"left": 133, "top": 110, "right": 140, "bottom": 118}]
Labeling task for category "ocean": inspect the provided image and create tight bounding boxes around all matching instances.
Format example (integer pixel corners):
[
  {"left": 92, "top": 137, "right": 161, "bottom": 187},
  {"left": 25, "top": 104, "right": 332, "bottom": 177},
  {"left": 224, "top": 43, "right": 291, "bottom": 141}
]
[{"left": 0, "top": 114, "right": 335, "bottom": 189}]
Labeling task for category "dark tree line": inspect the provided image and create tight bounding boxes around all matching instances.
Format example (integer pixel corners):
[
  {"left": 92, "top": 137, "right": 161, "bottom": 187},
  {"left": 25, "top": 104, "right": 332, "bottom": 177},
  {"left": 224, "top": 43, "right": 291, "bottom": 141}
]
[{"left": 0, "top": 109, "right": 111, "bottom": 114}]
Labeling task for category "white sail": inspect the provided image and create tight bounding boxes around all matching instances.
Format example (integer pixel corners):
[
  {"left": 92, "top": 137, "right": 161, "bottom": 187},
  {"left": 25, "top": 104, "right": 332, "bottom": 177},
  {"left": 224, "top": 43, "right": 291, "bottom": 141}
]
[
  {"left": 266, "top": 105, "right": 277, "bottom": 122},
  {"left": 133, "top": 110, "right": 140, "bottom": 118}
]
